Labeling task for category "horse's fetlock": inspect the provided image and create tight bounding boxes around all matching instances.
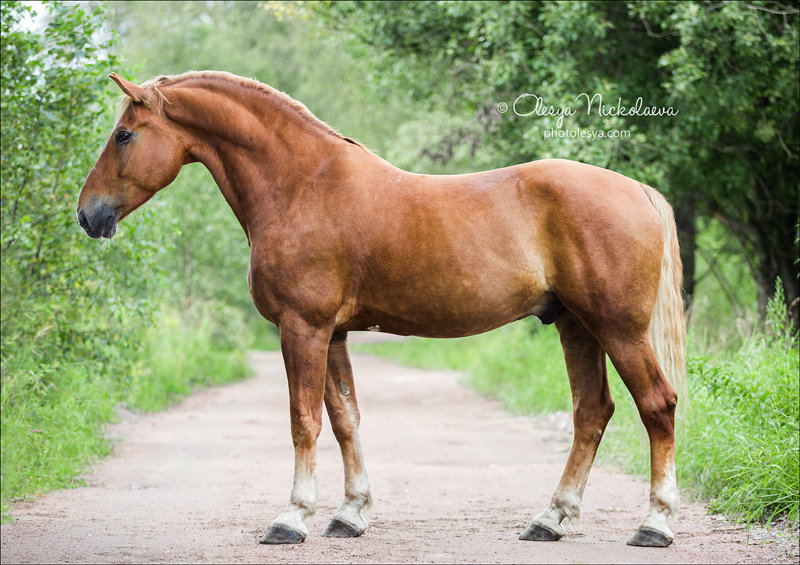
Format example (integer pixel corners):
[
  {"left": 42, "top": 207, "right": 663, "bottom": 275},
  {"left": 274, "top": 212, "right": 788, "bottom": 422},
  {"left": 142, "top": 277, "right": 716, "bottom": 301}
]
[
  {"left": 289, "top": 498, "right": 317, "bottom": 517},
  {"left": 551, "top": 492, "right": 581, "bottom": 520},
  {"left": 652, "top": 483, "right": 679, "bottom": 517},
  {"left": 345, "top": 490, "right": 371, "bottom": 509}
]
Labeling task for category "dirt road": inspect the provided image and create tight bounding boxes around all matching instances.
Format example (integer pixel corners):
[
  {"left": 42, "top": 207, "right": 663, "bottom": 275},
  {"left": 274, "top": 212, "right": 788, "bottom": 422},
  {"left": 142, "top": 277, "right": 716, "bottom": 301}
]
[{"left": 1, "top": 349, "right": 794, "bottom": 564}]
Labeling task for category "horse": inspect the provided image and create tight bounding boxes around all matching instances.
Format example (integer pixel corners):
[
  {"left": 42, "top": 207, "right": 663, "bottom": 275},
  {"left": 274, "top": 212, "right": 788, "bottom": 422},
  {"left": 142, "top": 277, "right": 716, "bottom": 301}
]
[{"left": 77, "top": 71, "right": 686, "bottom": 548}]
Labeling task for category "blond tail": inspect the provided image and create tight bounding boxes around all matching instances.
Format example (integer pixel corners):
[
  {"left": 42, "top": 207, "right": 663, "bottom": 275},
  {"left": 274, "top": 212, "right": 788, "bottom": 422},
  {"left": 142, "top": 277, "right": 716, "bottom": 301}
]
[{"left": 642, "top": 185, "right": 687, "bottom": 412}]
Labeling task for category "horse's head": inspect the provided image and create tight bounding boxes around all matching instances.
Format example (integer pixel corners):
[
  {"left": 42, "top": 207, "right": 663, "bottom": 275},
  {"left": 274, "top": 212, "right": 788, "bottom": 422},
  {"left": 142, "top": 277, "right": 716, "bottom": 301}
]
[{"left": 76, "top": 73, "right": 189, "bottom": 239}]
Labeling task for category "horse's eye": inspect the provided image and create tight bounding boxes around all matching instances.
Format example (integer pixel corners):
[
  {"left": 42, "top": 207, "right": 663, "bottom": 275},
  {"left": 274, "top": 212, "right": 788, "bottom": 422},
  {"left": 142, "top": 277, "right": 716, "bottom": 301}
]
[{"left": 115, "top": 130, "right": 132, "bottom": 145}]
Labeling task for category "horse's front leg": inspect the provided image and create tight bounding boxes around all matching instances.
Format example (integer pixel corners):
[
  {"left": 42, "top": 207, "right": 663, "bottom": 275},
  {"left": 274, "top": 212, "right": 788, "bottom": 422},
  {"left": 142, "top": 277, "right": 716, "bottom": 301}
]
[
  {"left": 260, "top": 320, "right": 331, "bottom": 544},
  {"left": 322, "top": 333, "right": 372, "bottom": 537}
]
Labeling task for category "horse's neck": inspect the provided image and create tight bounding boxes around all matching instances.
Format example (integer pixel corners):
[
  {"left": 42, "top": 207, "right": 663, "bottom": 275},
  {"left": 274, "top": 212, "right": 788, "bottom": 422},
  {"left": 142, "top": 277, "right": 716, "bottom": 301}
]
[{"left": 172, "top": 84, "right": 350, "bottom": 240}]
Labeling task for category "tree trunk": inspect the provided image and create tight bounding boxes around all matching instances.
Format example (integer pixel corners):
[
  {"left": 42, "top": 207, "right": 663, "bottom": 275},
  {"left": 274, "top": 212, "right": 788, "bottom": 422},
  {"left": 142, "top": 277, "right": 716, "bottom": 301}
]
[
  {"left": 753, "top": 224, "right": 799, "bottom": 329},
  {"left": 674, "top": 192, "right": 697, "bottom": 316}
]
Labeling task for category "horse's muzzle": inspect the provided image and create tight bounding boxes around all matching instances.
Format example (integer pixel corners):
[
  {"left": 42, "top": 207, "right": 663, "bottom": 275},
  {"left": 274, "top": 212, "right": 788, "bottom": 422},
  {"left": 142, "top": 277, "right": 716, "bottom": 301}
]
[{"left": 77, "top": 203, "right": 118, "bottom": 239}]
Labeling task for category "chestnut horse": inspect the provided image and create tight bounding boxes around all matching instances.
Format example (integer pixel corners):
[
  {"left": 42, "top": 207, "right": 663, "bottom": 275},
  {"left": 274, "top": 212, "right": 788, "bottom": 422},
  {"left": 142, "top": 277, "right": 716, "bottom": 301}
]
[{"left": 77, "top": 71, "right": 686, "bottom": 547}]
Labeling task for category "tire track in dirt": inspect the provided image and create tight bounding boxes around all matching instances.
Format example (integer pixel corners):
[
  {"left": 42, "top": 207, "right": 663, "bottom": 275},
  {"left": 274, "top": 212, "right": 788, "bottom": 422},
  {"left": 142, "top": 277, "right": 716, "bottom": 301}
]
[{"left": 1, "top": 349, "right": 792, "bottom": 563}]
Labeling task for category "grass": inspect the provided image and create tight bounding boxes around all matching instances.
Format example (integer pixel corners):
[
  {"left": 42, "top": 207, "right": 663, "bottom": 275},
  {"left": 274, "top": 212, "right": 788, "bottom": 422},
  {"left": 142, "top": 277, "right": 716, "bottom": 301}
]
[
  {"left": 1, "top": 361, "right": 118, "bottom": 515},
  {"left": 680, "top": 297, "right": 798, "bottom": 524},
  {"left": 354, "top": 289, "right": 800, "bottom": 527},
  {"left": 122, "top": 303, "right": 252, "bottom": 412},
  {"left": 0, "top": 302, "right": 252, "bottom": 522}
]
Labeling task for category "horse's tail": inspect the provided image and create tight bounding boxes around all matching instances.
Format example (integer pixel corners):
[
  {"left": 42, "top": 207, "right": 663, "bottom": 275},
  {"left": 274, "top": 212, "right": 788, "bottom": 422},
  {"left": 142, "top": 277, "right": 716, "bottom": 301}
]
[{"left": 642, "top": 184, "right": 687, "bottom": 410}]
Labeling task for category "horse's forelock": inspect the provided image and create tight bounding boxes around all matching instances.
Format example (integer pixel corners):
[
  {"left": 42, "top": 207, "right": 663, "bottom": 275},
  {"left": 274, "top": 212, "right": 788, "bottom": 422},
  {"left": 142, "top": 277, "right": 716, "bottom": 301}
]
[{"left": 113, "top": 94, "right": 133, "bottom": 125}]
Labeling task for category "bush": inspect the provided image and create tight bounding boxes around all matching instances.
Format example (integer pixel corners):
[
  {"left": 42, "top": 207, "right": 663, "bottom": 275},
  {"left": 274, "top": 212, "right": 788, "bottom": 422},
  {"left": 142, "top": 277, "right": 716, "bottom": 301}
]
[
  {"left": 124, "top": 303, "right": 252, "bottom": 412},
  {"left": 678, "top": 284, "right": 799, "bottom": 523},
  {"left": 0, "top": 2, "right": 253, "bottom": 522}
]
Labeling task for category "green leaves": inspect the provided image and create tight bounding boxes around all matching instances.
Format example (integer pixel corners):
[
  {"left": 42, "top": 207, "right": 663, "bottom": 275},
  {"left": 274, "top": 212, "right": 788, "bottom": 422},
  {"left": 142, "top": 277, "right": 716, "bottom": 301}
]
[{"left": 1, "top": 1, "right": 175, "bottom": 519}]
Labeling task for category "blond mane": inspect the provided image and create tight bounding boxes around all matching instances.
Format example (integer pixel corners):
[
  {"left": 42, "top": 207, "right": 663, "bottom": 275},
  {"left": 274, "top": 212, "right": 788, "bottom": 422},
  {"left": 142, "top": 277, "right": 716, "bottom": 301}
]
[{"left": 113, "top": 71, "right": 364, "bottom": 148}]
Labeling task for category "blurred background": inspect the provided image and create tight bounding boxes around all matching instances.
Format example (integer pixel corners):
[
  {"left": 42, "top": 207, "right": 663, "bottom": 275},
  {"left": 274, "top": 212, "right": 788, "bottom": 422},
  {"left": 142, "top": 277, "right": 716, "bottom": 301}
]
[{"left": 2, "top": 0, "right": 797, "bottom": 530}]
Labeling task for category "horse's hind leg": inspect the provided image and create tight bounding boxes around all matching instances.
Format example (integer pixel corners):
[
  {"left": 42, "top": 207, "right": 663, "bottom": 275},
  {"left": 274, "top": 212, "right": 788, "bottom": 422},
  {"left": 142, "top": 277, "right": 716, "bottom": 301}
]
[
  {"left": 321, "top": 333, "right": 372, "bottom": 537},
  {"left": 521, "top": 311, "right": 614, "bottom": 541},
  {"left": 602, "top": 335, "right": 678, "bottom": 547}
]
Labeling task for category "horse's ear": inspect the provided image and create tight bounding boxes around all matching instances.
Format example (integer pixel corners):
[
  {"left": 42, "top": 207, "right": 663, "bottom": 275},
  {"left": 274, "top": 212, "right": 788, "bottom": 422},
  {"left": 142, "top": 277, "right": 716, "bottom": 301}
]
[{"left": 109, "top": 73, "right": 146, "bottom": 103}]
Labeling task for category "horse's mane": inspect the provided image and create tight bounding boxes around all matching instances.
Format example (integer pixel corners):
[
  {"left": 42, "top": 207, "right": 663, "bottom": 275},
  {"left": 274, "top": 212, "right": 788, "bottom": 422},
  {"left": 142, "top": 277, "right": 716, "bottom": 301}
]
[{"left": 114, "top": 71, "right": 365, "bottom": 148}]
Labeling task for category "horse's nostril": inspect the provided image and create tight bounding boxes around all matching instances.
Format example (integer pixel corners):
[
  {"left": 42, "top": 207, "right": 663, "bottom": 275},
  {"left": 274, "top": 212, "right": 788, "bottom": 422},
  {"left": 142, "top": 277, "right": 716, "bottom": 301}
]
[
  {"left": 78, "top": 209, "right": 89, "bottom": 230},
  {"left": 103, "top": 213, "right": 117, "bottom": 237}
]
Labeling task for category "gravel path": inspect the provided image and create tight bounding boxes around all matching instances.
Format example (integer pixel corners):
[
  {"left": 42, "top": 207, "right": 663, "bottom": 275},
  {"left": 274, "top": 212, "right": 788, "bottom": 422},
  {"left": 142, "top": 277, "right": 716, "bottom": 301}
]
[{"left": 1, "top": 349, "right": 795, "bottom": 563}]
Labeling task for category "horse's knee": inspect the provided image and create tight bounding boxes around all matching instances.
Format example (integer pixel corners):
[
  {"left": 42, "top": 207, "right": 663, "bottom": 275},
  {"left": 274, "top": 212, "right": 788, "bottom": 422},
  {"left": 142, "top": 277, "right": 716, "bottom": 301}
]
[
  {"left": 325, "top": 381, "right": 360, "bottom": 441},
  {"left": 290, "top": 412, "right": 322, "bottom": 448},
  {"left": 638, "top": 386, "right": 677, "bottom": 439}
]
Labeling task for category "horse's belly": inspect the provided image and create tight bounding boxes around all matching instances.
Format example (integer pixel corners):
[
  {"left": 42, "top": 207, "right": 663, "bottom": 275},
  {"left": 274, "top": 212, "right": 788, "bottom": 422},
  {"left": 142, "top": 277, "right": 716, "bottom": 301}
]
[{"left": 353, "top": 268, "right": 547, "bottom": 338}]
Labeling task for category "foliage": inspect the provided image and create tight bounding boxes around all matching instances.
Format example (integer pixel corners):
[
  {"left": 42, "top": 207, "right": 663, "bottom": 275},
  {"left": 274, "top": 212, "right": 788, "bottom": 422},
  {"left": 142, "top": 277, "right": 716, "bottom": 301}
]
[
  {"left": 0, "top": 1, "right": 251, "bottom": 521},
  {"left": 1, "top": 2, "right": 144, "bottom": 520},
  {"left": 702, "top": 283, "right": 798, "bottom": 523},
  {"left": 120, "top": 303, "right": 251, "bottom": 413},
  {"left": 688, "top": 217, "right": 760, "bottom": 353}
]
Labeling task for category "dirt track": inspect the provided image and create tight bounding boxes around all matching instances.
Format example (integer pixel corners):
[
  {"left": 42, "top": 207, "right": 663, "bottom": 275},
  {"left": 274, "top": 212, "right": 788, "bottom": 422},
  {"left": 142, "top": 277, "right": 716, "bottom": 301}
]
[{"left": 1, "top": 347, "right": 795, "bottom": 564}]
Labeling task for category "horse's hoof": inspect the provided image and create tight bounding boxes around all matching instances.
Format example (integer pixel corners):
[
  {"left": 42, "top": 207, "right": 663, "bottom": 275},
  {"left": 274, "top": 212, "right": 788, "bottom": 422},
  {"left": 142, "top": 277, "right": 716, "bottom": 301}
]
[
  {"left": 627, "top": 527, "right": 673, "bottom": 547},
  {"left": 259, "top": 524, "right": 306, "bottom": 544},
  {"left": 322, "top": 518, "right": 363, "bottom": 538},
  {"left": 519, "top": 522, "right": 564, "bottom": 541}
]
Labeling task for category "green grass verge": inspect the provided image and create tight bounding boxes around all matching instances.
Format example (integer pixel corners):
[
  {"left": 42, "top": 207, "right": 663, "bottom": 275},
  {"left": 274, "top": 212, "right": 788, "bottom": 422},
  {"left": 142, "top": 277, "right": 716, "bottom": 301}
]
[
  {"left": 0, "top": 303, "right": 252, "bottom": 522},
  {"left": 354, "top": 295, "right": 799, "bottom": 526}
]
